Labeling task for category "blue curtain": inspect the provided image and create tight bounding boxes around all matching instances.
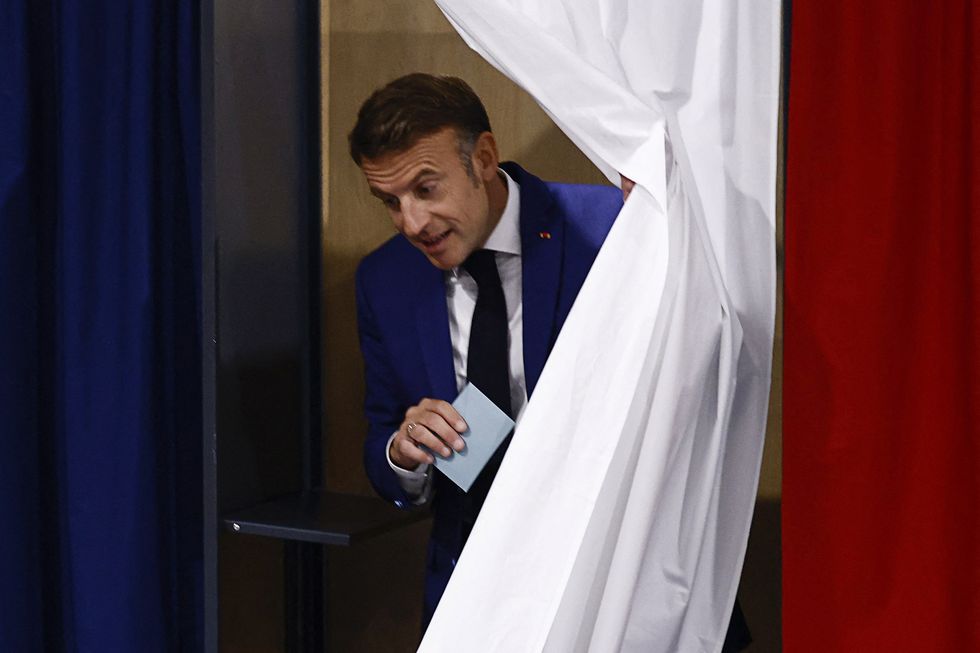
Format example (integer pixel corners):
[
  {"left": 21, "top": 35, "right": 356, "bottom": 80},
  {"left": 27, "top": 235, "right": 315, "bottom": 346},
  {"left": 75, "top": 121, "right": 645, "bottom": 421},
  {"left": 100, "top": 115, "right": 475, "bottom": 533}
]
[{"left": 1, "top": 1, "right": 202, "bottom": 651}]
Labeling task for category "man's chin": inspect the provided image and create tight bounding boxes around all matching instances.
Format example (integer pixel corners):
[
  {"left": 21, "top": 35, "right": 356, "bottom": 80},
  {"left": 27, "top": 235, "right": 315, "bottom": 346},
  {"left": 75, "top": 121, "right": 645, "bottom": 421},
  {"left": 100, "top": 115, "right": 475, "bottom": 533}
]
[
  {"left": 426, "top": 253, "right": 460, "bottom": 271},
  {"left": 419, "top": 244, "right": 465, "bottom": 270}
]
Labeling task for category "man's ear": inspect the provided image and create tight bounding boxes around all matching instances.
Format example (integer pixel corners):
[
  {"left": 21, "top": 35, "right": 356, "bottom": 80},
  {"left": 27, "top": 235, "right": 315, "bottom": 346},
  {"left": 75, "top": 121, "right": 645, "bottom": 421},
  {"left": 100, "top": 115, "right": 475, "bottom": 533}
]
[{"left": 472, "top": 131, "right": 500, "bottom": 182}]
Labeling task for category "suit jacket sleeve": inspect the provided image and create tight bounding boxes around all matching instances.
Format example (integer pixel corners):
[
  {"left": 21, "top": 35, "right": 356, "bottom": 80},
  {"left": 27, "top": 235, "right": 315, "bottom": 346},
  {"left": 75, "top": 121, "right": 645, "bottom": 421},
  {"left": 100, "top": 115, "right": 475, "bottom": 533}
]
[{"left": 355, "top": 261, "right": 415, "bottom": 507}]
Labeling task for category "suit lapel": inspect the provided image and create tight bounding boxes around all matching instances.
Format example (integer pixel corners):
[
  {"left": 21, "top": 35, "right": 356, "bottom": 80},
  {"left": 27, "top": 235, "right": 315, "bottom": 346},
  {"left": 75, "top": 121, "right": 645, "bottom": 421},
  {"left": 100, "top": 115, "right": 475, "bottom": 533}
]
[
  {"left": 410, "top": 163, "right": 564, "bottom": 402},
  {"left": 413, "top": 261, "right": 458, "bottom": 401},
  {"left": 509, "top": 164, "right": 563, "bottom": 397}
]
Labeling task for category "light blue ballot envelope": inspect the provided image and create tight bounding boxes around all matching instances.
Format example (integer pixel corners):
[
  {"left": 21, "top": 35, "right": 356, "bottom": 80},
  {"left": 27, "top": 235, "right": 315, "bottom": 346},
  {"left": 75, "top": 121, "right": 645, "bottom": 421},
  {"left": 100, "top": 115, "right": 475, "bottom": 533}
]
[{"left": 425, "top": 383, "right": 515, "bottom": 493}]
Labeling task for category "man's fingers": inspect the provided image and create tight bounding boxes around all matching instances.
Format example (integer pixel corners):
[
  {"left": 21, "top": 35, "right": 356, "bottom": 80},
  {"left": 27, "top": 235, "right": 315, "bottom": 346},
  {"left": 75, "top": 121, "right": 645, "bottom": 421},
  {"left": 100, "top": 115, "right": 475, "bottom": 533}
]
[
  {"left": 394, "top": 433, "right": 434, "bottom": 466},
  {"left": 405, "top": 422, "right": 454, "bottom": 458},
  {"left": 398, "top": 398, "right": 467, "bottom": 466},
  {"left": 419, "top": 398, "right": 468, "bottom": 435},
  {"left": 415, "top": 412, "right": 465, "bottom": 453}
]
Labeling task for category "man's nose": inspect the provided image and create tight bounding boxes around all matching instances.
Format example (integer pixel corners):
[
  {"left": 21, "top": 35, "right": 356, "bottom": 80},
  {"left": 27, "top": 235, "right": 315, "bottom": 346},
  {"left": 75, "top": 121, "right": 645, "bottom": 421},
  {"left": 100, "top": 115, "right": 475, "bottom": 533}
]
[{"left": 399, "top": 199, "right": 429, "bottom": 238}]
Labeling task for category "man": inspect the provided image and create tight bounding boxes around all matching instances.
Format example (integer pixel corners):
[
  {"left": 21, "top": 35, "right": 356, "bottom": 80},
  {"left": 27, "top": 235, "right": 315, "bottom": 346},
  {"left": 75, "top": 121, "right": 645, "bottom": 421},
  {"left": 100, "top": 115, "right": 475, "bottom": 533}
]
[{"left": 350, "top": 73, "right": 749, "bottom": 650}]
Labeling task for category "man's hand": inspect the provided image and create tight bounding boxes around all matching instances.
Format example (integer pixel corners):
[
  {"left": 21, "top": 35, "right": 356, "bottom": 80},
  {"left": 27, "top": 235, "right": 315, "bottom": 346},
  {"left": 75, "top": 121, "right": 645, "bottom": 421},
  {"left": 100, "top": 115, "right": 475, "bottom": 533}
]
[
  {"left": 390, "top": 398, "right": 468, "bottom": 469},
  {"left": 621, "top": 175, "right": 636, "bottom": 201}
]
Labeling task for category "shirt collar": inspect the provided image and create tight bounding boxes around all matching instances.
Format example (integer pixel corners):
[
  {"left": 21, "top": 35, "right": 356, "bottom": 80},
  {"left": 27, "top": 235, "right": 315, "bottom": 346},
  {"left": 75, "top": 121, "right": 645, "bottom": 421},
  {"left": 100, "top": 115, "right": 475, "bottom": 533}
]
[{"left": 481, "top": 169, "right": 521, "bottom": 257}]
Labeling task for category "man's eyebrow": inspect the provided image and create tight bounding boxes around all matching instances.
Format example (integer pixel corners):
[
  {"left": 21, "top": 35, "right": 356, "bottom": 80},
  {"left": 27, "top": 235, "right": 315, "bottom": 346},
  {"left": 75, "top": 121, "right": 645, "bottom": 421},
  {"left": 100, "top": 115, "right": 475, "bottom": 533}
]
[
  {"left": 411, "top": 168, "right": 440, "bottom": 183},
  {"left": 368, "top": 168, "right": 441, "bottom": 200}
]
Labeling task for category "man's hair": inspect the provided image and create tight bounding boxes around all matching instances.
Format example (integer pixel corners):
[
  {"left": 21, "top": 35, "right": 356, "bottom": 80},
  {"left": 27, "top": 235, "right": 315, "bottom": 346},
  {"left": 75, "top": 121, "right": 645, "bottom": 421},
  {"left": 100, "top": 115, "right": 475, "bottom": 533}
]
[{"left": 348, "top": 73, "right": 492, "bottom": 172}]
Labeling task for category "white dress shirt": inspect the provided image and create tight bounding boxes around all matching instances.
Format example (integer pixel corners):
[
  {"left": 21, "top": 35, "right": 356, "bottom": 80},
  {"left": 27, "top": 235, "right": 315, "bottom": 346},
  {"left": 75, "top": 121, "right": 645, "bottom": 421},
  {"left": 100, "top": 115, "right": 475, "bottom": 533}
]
[{"left": 386, "top": 170, "right": 526, "bottom": 502}]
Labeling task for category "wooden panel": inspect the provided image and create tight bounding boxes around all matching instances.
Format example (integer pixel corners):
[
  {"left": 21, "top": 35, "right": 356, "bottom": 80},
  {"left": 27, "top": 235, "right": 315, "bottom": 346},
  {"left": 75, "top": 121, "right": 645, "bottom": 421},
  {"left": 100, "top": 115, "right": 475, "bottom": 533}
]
[
  {"left": 332, "top": 1, "right": 457, "bottom": 33},
  {"left": 218, "top": 534, "right": 284, "bottom": 653}
]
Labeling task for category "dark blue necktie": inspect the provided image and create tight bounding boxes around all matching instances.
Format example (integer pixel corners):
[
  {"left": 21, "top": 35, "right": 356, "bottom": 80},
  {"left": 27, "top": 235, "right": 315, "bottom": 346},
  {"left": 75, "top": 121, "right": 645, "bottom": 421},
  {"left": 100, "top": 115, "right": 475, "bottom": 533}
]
[
  {"left": 460, "top": 249, "right": 513, "bottom": 539},
  {"left": 463, "top": 249, "right": 512, "bottom": 418}
]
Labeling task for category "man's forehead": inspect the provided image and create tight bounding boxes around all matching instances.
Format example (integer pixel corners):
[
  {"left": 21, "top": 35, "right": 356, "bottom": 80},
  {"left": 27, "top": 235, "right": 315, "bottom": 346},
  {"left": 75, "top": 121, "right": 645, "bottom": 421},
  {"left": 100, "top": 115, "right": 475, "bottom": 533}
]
[{"left": 361, "top": 131, "right": 459, "bottom": 188}]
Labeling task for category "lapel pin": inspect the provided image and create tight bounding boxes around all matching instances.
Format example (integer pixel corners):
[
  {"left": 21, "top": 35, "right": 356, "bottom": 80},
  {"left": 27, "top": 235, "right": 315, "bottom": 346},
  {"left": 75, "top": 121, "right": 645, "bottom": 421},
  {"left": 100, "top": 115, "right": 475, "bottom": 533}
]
[{"left": 538, "top": 231, "right": 552, "bottom": 240}]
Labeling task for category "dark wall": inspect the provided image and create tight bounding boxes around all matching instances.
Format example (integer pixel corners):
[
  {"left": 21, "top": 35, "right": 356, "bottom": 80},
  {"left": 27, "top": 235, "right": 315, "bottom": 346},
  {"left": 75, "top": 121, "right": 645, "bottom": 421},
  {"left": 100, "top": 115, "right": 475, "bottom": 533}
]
[{"left": 204, "top": 1, "right": 318, "bottom": 651}]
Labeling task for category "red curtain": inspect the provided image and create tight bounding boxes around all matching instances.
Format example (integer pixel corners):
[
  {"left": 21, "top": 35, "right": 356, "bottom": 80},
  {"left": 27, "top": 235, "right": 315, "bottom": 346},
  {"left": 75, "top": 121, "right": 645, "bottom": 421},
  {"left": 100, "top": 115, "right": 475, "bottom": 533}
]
[{"left": 784, "top": 2, "right": 979, "bottom": 651}]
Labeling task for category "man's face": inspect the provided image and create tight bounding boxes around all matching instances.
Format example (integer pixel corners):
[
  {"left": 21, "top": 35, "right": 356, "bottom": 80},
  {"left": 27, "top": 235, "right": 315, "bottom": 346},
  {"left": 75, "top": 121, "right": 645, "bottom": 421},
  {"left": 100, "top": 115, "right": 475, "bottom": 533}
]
[{"left": 360, "top": 127, "right": 499, "bottom": 270}]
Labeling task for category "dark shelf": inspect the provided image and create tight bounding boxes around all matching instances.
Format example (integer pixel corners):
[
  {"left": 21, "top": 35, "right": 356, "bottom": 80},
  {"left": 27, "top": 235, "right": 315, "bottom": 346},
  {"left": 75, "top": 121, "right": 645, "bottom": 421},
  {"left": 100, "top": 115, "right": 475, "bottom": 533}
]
[{"left": 222, "top": 490, "right": 430, "bottom": 546}]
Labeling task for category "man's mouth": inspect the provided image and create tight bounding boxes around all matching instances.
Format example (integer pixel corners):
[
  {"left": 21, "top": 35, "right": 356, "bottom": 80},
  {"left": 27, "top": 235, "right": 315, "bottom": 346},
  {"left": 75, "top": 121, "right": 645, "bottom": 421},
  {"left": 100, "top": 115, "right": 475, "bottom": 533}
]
[{"left": 419, "top": 230, "right": 451, "bottom": 251}]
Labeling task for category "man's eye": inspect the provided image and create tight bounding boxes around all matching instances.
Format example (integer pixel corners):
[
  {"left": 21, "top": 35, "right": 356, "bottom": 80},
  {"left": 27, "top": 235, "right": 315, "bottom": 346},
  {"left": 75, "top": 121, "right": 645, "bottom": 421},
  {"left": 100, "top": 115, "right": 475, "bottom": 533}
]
[
  {"left": 417, "top": 184, "right": 435, "bottom": 196},
  {"left": 382, "top": 197, "right": 399, "bottom": 210}
]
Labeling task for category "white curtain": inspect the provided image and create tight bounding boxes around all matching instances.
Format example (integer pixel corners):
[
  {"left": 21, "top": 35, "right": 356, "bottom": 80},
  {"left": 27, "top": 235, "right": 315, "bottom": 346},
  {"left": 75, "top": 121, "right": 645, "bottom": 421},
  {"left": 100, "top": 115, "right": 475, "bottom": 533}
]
[{"left": 421, "top": 2, "right": 780, "bottom": 651}]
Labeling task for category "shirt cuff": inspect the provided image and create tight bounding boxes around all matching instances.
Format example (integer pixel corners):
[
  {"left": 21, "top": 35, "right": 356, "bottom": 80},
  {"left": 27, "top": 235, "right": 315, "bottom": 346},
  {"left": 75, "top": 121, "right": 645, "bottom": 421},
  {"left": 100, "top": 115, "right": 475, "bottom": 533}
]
[{"left": 386, "top": 431, "right": 433, "bottom": 505}]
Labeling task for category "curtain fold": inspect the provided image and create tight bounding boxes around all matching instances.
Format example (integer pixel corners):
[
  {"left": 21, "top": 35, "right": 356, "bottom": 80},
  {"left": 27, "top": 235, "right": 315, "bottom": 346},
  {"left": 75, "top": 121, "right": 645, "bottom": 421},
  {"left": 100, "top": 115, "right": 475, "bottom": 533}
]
[
  {"left": 0, "top": 2, "right": 202, "bottom": 651},
  {"left": 784, "top": 2, "right": 980, "bottom": 650},
  {"left": 422, "top": 2, "right": 779, "bottom": 651}
]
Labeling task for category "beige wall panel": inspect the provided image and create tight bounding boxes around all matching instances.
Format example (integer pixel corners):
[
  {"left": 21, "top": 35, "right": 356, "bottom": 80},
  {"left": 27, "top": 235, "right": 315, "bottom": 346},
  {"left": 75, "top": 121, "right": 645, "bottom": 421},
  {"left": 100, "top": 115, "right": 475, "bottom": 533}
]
[
  {"left": 219, "top": 533, "right": 283, "bottom": 653},
  {"left": 758, "top": 90, "right": 786, "bottom": 502},
  {"left": 332, "top": 0, "right": 457, "bottom": 34}
]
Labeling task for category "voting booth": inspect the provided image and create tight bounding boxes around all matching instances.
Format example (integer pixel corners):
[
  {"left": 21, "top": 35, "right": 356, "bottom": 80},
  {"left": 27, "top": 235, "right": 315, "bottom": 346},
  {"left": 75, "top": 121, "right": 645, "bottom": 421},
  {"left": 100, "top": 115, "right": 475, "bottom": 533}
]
[{"left": 202, "top": 1, "right": 784, "bottom": 651}]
